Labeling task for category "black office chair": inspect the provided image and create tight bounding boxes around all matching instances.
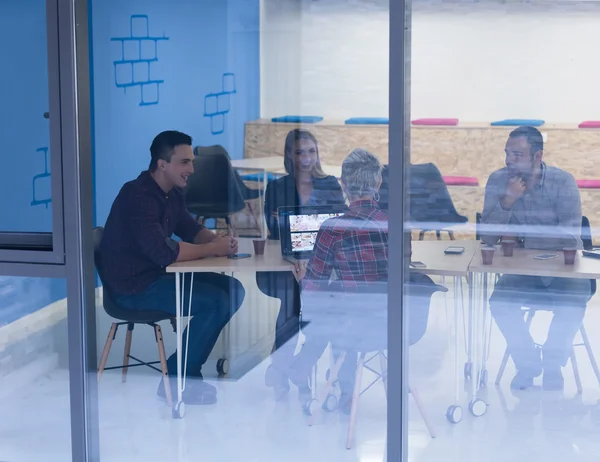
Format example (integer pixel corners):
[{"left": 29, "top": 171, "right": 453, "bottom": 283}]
[
  {"left": 408, "top": 163, "right": 468, "bottom": 240},
  {"left": 94, "top": 227, "right": 175, "bottom": 405},
  {"left": 495, "top": 216, "right": 600, "bottom": 392},
  {"left": 188, "top": 146, "right": 250, "bottom": 236},
  {"left": 302, "top": 275, "right": 447, "bottom": 447}
]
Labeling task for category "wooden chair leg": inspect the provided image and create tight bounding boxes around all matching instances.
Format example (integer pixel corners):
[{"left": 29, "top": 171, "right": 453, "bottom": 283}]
[
  {"left": 121, "top": 323, "right": 134, "bottom": 383},
  {"left": 409, "top": 386, "right": 436, "bottom": 438},
  {"left": 155, "top": 324, "right": 173, "bottom": 407},
  {"left": 496, "top": 310, "right": 535, "bottom": 385},
  {"left": 580, "top": 325, "right": 600, "bottom": 387},
  {"left": 98, "top": 323, "right": 118, "bottom": 383},
  {"left": 346, "top": 352, "right": 366, "bottom": 450},
  {"left": 378, "top": 351, "right": 388, "bottom": 397},
  {"left": 571, "top": 349, "right": 583, "bottom": 395},
  {"left": 307, "top": 352, "right": 347, "bottom": 426}
]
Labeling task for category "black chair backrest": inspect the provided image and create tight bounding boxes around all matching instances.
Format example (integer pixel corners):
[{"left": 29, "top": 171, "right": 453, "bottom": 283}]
[
  {"left": 92, "top": 226, "right": 104, "bottom": 279},
  {"left": 407, "top": 163, "right": 467, "bottom": 225},
  {"left": 378, "top": 165, "right": 390, "bottom": 210},
  {"left": 582, "top": 216, "right": 593, "bottom": 251},
  {"left": 186, "top": 146, "right": 245, "bottom": 216}
]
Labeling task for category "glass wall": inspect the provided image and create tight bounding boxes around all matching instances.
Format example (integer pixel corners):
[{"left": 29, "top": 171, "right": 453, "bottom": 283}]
[
  {"left": 0, "top": 1, "right": 73, "bottom": 460},
  {"left": 406, "top": 0, "right": 600, "bottom": 461},
  {"left": 90, "top": 0, "right": 391, "bottom": 460}
]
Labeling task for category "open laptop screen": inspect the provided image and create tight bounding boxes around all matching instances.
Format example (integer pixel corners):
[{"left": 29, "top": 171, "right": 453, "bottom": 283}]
[{"left": 278, "top": 205, "right": 347, "bottom": 256}]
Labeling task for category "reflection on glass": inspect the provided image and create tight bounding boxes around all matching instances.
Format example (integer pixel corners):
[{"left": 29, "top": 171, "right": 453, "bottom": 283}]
[
  {"left": 0, "top": 0, "right": 52, "bottom": 233},
  {"left": 407, "top": 1, "right": 600, "bottom": 459}
]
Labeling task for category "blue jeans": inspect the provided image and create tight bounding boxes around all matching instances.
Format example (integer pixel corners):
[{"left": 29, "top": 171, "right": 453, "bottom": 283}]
[
  {"left": 114, "top": 273, "right": 245, "bottom": 377},
  {"left": 489, "top": 275, "right": 590, "bottom": 370}
]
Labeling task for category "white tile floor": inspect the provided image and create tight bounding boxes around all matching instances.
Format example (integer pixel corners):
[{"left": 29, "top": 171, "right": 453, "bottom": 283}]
[{"left": 2, "top": 281, "right": 600, "bottom": 462}]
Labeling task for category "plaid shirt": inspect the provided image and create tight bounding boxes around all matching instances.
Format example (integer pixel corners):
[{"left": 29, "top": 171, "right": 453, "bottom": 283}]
[
  {"left": 304, "top": 200, "right": 388, "bottom": 292},
  {"left": 99, "top": 171, "right": 202, "bottom": 296}
]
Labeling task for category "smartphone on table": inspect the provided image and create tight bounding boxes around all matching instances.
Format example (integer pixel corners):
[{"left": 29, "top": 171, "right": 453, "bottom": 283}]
[
  {"left": 444, "top": 246, "right": 465, "bottom": 255},
  {"left": 228, "top": 253, "right": 252, "bottom": 260}
]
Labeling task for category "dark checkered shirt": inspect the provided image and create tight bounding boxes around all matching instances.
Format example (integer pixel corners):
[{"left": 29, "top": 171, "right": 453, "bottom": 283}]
[
  {"left": 304, "top": 200, "right": 388, "bottom": 292},
  {"left": 99, "top": 171, "right": 202, "bottom": 296}
]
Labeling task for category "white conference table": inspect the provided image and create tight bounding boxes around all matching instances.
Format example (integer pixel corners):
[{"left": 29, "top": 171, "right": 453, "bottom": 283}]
[
  {"left": 164, "top": 238, "right": 482, "bottom": 420},
  {"left": 231, "top": 156, "right": 342, "bottom": 178}
]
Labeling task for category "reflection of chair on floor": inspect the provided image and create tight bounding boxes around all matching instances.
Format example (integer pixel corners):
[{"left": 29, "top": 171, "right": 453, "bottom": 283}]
[
  {"left": 93, "top": 227, "right": 175, "bottom": 406},
  {"left": 302, "top": 275, "right": 446, "bottom": 449}
]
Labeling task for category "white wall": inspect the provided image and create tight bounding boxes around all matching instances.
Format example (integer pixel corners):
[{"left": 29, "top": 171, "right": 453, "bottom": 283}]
[{"left": 261, "top": 0, "right": 600, "bottom": 123}]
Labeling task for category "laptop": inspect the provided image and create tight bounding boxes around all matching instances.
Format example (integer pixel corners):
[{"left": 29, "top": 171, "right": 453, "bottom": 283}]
[{"left": 278, "top": 205, "right": 347, "bottom": 263}]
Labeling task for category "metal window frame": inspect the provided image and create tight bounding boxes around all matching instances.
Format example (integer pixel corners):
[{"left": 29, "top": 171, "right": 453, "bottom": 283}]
[
  {"left": 388, "top": 0, "right": 411, "bottom": 460},
  {"left": 60, "top": 0, "right": 100, "bottom": 460}
]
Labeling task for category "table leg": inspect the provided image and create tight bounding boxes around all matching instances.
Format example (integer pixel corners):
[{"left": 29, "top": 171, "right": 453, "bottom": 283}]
[
  {"left": 446, "top": 276, "right": 464, "bottom": 424},
  {"left": 467, "top": 272, "right": 487, "bottom": 418},
  {"left": 174, "top": 272, "right": 184, "bottom": 418},
  {"left": 465, "top": 273, "right": 474, "bottom": 381},
  {"left": 173, "top": 272, "right": 195, "bottom": 419}
]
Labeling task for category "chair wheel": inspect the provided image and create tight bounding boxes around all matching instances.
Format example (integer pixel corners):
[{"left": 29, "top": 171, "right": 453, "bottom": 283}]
[
  {"left": 217, "top": 358, "right": 229, "bottom": 376},
  {"left": 446, "top": 405, "right": 462, "bottom": 424},
  {"left": 172, "top": 401, "right": 185, "bottom": 419},
  {"left": 469, "top": 399, "right": 487, "bottom": 417},
  {"left": 323, "top": 394, "right": 338, "bottom": 412},
  {"left": 304, "top": 399, "right": 320, "bottom": 416}
]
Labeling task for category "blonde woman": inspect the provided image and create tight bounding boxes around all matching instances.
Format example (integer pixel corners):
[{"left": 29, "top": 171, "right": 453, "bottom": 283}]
[{"left": 259, "top": 129, "right": 345, "bottom": 399}]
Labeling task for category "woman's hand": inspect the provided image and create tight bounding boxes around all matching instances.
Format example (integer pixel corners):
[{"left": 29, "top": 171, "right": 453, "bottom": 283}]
[{"left": 293, "top": 260, "right": 308, "bottom": 282}]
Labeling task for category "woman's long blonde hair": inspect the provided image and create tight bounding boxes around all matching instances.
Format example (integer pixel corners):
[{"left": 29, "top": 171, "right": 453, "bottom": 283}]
[{"left": 283, "top": 129, "right": 327, "bottom": 179}]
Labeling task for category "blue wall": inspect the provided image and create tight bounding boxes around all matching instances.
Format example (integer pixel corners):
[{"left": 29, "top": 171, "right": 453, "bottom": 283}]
[
  {"left": 92, "top": 0, "right": 261, "bottom": 226},
  {"left": 0, "top": 0, "right": 66, "bottom": 326},
  {"left": 0, "top": 0, "right": 260, "bottom": 325}
]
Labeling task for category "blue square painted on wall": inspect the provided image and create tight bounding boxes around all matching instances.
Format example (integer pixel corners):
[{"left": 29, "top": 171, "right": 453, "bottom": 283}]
[
  {"left": 140, "top": 39, "right": 156, "bottom": 61},
  {"left": 115, "top": 63, "right": 133, "bottom": 86},
  {"left": 133, "top": 62, "right": 149, "bottom": 83}
]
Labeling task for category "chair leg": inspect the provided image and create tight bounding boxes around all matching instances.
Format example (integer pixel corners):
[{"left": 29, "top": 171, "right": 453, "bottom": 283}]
[
  {"left": 447, "top": 230, "right": 455, "bottom": 240},
  {"left": 579, "top": 325, "right": 600, "bottom": 387},
  {"left": 571, "top": 349, "right": 583, "bottom": 395},
  {"left": 225, "top": 216, "right": 236, "bottom": 237},
  {"left": 121, "top": 323, "right": 134, "bottom": 383},
  {"left": 495, "top": 349, "right": 510, "bottom": 385},
  {"left": 307, "top": 351, "right": 347, "bottom": 427},
  {"left": 246, "top": 201, "right": 261, "bottom": 234},
  {"left": 409, "top": 387, "right": 436, "bottom": 439},
  {"left": 418, "top": 230, "right": 426, "bottom": 241},
  {"left": 155, "top": 324, "right": 173, "bottom": 407},
  {"left": 435, "top": 230, "right": 441, "bottom": 240},
  {"left": 495, "top": 310, "right": 534, "bottom": 385},
  {"left": 378, "top": 351, "right": 388, "bottom": 397},
  {"left": 98, "top": 323, "right": 118, "bottom": 383},
  {"left": 346, "top": 352, "right": 366, "bottom": 450}
]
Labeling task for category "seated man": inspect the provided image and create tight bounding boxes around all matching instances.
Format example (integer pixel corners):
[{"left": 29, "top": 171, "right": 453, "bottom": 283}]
[
  {"left": 481, "top": 126, "right": 590, "bottom": 391},
  {"left": 99, "top": 130, "right": 245, "bottom": 405}
]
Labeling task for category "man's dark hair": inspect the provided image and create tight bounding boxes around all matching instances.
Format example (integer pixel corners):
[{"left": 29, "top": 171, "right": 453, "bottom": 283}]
[
  {"left": 509, "top": 126, "right": 543, "bottom": 157},
  {"left": 149, "top": 130, "right": 193, "bottom": 172}
]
